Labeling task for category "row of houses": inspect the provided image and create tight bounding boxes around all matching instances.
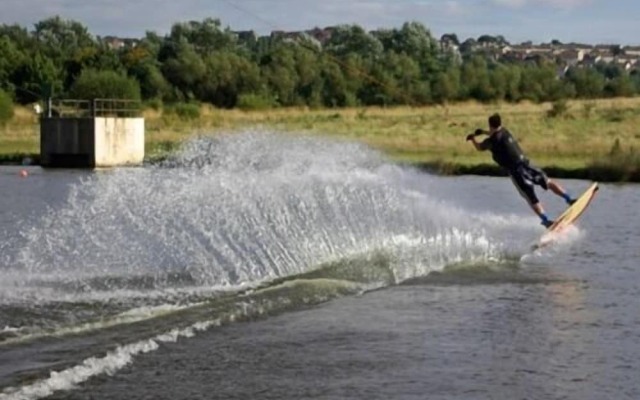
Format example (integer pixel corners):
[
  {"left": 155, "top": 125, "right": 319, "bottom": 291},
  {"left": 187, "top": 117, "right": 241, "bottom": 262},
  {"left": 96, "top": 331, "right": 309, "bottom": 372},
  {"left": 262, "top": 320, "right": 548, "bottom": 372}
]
[
  {"left": 100, "top": 28, "right": 640, "bottom": 72},
  {"left": 268, "top": 28, "right": 640, "bottom": 72},
  {"left": 442, "top": 37, "right": 640, "bottom": 72},
  {"left": 496, "top": 44, "right": 640, "bottom": 72}
]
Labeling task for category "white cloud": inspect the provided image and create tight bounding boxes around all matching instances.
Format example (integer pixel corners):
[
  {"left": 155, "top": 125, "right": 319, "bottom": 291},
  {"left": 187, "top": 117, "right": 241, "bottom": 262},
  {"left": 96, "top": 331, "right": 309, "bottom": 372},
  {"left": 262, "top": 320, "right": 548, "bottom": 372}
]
[
  {"left": 491, "top": 0, "right": 592, "bottom": 9},
  {"left": 492, "top": 0, "right": 527, "bottom": 7},
  {"left": 441, "top": 1, "right": 471, "bottom": 16}
]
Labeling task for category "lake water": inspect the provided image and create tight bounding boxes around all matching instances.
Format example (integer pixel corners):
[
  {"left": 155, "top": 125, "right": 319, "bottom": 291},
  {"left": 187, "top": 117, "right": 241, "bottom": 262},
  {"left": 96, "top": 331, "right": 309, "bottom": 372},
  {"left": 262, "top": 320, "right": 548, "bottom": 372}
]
[{"left": 1, "top": 132, "right": 639, "bottom": 400}]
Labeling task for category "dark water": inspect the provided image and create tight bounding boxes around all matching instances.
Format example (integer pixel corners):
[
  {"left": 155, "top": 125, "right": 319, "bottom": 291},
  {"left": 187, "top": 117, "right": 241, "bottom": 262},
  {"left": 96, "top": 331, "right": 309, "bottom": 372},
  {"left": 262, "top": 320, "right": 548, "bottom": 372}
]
[{"left": 1, "top": 132, "right": 639, "bottom": 400}]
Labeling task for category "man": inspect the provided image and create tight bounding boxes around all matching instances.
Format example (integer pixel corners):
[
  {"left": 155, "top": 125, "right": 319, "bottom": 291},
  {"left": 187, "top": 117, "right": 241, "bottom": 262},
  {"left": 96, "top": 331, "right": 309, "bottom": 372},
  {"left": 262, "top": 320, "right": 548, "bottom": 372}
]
[{"left": 466, "top": 113, "right": 575, "bottom": 228}]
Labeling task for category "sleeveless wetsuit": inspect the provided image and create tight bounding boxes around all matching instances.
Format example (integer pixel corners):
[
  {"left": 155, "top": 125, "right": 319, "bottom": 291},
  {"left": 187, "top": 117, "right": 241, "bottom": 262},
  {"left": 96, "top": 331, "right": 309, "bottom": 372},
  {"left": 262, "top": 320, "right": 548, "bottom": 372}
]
[{"left": 480, "top": 129, "right": 548, "bottom": 205}]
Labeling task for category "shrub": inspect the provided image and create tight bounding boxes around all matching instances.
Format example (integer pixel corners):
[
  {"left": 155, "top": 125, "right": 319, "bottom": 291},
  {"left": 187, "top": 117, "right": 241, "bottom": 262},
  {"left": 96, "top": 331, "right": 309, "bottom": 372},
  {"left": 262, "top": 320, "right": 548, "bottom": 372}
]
[
  {"left": 589, "top": 141, "right": 640, "bottom": 182},
  {"left": 602, "top": 107, "right": 626, "bottom": 123},
  {"left": 145, "top": 98, "right": 163, "bottom": 111},
  {"left": 582, "top": 101, "right": 596, "bottom": 118},
  {"left": 0, "top": 89, "right": 13, "bottom": 126},
  {"left": 69, "top": 69, "right": 141, "bottom": 101},
  {"left": 236, "top": 93, "right": 276, "bottom": 111},
  {"left": 166, "top": 103, "right": 200, "bottom": 120},
  {"left": 546, "top": 99, "right": 569, "bottom": 118}
]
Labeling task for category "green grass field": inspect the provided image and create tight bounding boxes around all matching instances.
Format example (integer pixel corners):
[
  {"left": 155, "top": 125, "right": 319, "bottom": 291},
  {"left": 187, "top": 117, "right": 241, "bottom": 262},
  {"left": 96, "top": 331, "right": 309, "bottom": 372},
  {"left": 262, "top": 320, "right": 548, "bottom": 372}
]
[{"left": 2, "top": 97, "right": 639, "bottom": 180}]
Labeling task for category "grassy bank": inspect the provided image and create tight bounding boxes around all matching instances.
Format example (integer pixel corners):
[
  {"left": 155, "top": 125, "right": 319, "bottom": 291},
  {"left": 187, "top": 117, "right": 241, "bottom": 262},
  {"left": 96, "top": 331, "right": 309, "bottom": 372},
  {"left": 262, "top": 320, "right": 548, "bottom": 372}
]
[{"left": 2, "top": 98, "right": 640, "bottom": 181}]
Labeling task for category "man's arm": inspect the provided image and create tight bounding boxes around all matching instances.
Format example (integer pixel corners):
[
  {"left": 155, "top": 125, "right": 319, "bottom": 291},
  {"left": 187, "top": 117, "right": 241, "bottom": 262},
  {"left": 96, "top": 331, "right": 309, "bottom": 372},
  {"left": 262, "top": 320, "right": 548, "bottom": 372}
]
[{"left": 466, "top": 129, "right": 489, "bottom": 151}]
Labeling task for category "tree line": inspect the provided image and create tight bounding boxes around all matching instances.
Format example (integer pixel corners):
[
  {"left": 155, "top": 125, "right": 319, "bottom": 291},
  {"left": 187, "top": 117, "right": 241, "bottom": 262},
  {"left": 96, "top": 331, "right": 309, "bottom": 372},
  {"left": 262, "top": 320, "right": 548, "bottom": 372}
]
[{"left": 1, "top": 16, "right": 639, "bottom": 112}]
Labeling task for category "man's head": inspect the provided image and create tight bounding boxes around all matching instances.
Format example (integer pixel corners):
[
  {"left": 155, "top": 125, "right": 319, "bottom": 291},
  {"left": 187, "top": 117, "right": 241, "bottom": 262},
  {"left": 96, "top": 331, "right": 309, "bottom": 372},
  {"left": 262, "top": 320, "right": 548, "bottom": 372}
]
[{"left": 488, "top": 113, "right": 501, "bottom": 132}]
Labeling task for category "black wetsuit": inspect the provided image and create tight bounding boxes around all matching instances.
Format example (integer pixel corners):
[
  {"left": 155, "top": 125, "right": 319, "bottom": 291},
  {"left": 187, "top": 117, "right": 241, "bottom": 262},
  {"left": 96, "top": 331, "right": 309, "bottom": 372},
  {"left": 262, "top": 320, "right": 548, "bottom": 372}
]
[{"left": 480, "top": 128, "right": 548, "bottom": 205}]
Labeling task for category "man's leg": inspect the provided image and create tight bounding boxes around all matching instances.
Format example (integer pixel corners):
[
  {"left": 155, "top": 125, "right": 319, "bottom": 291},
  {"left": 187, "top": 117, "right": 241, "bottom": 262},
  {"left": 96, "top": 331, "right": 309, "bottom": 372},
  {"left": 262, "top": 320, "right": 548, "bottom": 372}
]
[
  {"left": 510, "top": 173, "right": 553, "bottom": 227},
  {"left": 524, "top": 163, "right": 576, "bottom": 206},
  {"left": 547, "top": 179, "right": 576, "bottom": 205},
  {"left": 531, "top": 202, "right": 553, "bottom": 227}
]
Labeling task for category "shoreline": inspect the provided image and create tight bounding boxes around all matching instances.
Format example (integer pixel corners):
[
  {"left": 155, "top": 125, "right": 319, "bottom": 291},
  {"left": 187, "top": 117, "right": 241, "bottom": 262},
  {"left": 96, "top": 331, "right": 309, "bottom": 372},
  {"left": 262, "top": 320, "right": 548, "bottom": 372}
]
[
  {"left": 3, "top": 98, "right": 638, "bottom": 182},
  {"left": 3, "top": 153, "right": 637, "bottom": 183},
  {"left": 411, "top": 161, "right": 640, "bottom": 183}
]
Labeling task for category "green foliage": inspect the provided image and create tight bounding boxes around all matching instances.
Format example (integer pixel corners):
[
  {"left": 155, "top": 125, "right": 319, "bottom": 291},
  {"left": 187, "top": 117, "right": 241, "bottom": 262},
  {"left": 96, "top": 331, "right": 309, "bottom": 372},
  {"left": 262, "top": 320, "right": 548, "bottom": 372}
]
[
  {"left": 0, "top": 89, "right": 14, "bottom": 126},
  {"left": 0, "top": 36, "right": 25, "bottom": 92},
  {"left": 547, "top": 99, "right": 569, "bottom": 118},
  {"left": 566, "top": 67, "right": 606, "bottom": 98},
  {"left": 130, "top": 62, "right": 171, "bottom": 100},
  {"left": 69, "top": 69, "right": 141, "bottom": 100},
  {"left": 237, "top": 93, "right": 276, "bottom": 110},
  {"left": 145, "top": 98, "right": 163, "bottom": 111},
  {"left": 166, "top": 103, "right": 200, "bottom": 120},
  {"left": 199, "top": 51, "right": 261, "bottom": 108},
  {"left": 582, "top": 101, "right": 596, "bottom": 118},
  {"left": 432, "top": 70, "right": 460, "bottom": 104},
  {"left": 326, "top": 25, "right": 383, "bottom": 59},
  {"left": 604, "top": 75, "right": 635, "bottom": 97},
  {"left": 161, "top": 44, "right": 206, "bottom": 100},
  {"left": 589, "top": 141, "right": 640, "bottom": 182},
  {"left": 0, "top": 17, "right": 638, "bottom": 108},
  {"left": 601, "top": 107, "right": 627, "bottom": 123}
]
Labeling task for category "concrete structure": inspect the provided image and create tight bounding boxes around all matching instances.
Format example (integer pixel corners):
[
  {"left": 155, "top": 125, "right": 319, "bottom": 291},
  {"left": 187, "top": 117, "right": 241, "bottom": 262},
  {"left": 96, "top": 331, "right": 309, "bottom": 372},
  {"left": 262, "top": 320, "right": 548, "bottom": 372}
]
[{"left": 41, "top": 112, "right": 145, "bottom": 168}]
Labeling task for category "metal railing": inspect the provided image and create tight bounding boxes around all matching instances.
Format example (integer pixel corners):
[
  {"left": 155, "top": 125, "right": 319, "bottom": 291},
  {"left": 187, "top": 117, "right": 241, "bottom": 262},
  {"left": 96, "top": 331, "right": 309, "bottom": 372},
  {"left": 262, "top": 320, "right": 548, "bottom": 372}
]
[{"left": 45, "top": 98, "right": 142, "bottom": 118}]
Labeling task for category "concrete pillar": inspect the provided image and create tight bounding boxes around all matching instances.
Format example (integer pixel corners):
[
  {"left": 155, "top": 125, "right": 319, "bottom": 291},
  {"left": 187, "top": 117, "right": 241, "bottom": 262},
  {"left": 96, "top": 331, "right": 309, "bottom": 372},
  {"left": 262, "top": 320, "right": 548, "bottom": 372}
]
[{"left": 40, "top": 117, "right": 145, "bottom": 168}]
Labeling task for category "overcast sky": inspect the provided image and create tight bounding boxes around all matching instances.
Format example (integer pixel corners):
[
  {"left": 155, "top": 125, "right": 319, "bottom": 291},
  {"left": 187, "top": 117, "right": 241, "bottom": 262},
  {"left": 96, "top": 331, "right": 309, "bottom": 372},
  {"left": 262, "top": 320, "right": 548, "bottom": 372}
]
[{"left": 1, "top": 0, "right": 638, "bottom": 45}]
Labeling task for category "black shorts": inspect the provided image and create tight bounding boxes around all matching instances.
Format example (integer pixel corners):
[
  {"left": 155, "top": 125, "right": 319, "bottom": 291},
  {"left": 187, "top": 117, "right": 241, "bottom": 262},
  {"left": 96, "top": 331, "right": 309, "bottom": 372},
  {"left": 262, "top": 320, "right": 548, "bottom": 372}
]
[{"left": 509, "top": 163, "right": 549, "bottom": 205}]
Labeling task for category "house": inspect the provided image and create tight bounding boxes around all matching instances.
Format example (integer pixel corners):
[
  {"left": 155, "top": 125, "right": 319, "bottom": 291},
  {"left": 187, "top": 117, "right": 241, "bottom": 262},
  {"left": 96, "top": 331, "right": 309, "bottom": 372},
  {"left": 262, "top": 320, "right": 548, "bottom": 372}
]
[
  {"left": 101, "top": 36, "right": 139, "bottom": 50},
  {"left": 623, "top": 46, "right": 640, "bottom": 57},
  {"left": 306, "top": 27, "right": 334, "bottom": 45},
  {"left": 556, "top": 49, "right": 585, "bottom": 66}
]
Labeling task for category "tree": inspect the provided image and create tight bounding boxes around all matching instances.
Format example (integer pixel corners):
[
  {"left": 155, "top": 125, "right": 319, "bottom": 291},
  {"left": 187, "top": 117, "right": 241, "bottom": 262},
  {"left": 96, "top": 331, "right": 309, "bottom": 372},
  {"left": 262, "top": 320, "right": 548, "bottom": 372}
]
[
  {"left": 167, "top": 18, "right": 236, "bottom": 55},
  {"left": 69, "top": 69, "right": 141, "bottom": 100},
  {"left": 294, "top": 46, "right": 323, "bottom": 106},
  {"left": 379, "top": 51, "right": 429, "bottom": 104},
  {"left": 0, "top": 24, "right": 35, "bottom": 52},
  {"left": 0, "top": 35, "right": 25, "bottom": 92},
  {"left": 130, "top": 62, "right": 171, "bottom": 100},
  {"left": 605, "top": 75, "right": 635, "bottom": 97},
  {"left": 477, "top": 35, "right": 508, "bottom": 47},
  {"left": 459, "top": 38, "right": 478, "bottom": 55},
  {"left": 501, "top": 64, "right": 523, "bottom": 102},
  {"left": 460, "top": 56, "right": 494, "bottom": 101},
  {"left": 121, "top": 44, "right": 170, "bottom": 100},
  {"left": 441, "top": 33, "right": 460, "bottom": 46},
  {"left": 377, "top": 22, "right": 437, "bottom": 59},
  {"left": 11, "top": 52, "right": 63, "bottom": 103},
  {"left": 432, "top": 68, "right": 460, "bottom": 104},
  {"left": 325, "top": 25, "right": 383, "bottom": 60},
  {"left": 34, "top": 16, "right": 96, "bottom": 60},
  {"left": 0, "top": 89, "right": 14, "bottom": 126},
  {"left": 161, "top": 43, "right": 207, "bottom": 100},
  {"left": 198, "top": 51, "right": 261, "bottom": 107},
  {"left": 320, "top": 58, "right": 356, "bottom": 107},
  {"left": 261, "top": 43, "right": 299, "bottom": 106},
  {"left": 518, "top": 62, "right": 565, "bottom": 102},
  {"left": 565, "top": 67, "right": 605, "bottom": 98}
]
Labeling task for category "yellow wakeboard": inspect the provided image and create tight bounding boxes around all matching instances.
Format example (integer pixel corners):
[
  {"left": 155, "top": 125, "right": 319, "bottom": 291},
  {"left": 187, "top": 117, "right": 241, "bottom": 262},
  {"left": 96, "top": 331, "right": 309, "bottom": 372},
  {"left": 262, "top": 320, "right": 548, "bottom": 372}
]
[{"left": 537, "top": 182, "right": 599, "bottom": 249}]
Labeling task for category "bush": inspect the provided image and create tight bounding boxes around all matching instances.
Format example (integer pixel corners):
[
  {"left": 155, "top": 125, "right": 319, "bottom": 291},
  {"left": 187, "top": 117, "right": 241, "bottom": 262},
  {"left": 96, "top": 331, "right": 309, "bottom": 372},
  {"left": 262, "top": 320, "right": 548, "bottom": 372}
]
[
  {"left": 166, "top": 103, "right": 200, "bottom": 120},
  {"left": 0, "top": 89, "right": 13, "bottom": 126},
  {"left": 236, "top": 93, "right": 276, "bottom": 111},
  {"left": 602, "top": 107, "right": 627, "bottom": 123},
  {"left": 588, "top": 140, "right": 640, "bottom": 182},
  {"left": 582, "top": 101, "right": 596, "bottom": 118},
  {"left": 145, "top": 98, "right": 163, "bottom": 111},
  {"left": 546, "top": 99, "right": 569, "bottom": 118},
  {"left": 69, "top": 69, "right": 141, "bottom": 100}
]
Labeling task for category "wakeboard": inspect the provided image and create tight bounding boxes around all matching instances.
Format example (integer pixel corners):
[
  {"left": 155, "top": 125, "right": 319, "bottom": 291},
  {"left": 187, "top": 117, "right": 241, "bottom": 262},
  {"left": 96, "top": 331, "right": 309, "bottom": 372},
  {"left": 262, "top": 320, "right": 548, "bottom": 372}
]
[{"left": 535, "top": 182, "right": 599, "bottom": 249}]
